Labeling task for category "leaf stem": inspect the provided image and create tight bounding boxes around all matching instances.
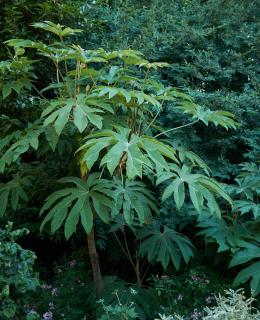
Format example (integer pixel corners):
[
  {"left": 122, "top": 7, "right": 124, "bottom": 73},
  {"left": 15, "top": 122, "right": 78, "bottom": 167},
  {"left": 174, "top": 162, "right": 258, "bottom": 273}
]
[{"left": 154, "top": 119, "right": 199, "bottom": 138}]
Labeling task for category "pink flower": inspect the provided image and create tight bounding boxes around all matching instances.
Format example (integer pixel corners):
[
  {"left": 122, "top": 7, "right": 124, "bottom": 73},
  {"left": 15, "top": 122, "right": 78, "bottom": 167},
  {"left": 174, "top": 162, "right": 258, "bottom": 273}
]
[
  {"left": 191, "top": 275, "right": 200, "bottom": 282},
  {"left": 68, "top": 259, "right": 77, "bottom": 267},
  {"left": 43, "top": 311, "right": 53, "bottom": 320}
]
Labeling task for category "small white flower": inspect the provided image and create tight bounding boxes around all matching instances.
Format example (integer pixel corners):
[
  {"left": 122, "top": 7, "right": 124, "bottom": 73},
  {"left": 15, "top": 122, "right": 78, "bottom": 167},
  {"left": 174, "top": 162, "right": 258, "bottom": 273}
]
[{"left": 130, "top": 287, "right": 137, "bottom": 295}]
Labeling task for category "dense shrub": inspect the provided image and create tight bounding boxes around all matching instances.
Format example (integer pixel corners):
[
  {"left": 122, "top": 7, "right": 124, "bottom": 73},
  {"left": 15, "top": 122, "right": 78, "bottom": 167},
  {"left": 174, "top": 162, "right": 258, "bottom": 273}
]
[
  {"left": 0, "top": 0, "right": 259, "bottom": 318},
  {"left": 0, "top": 222, "right": 39, "bottom": 319}
]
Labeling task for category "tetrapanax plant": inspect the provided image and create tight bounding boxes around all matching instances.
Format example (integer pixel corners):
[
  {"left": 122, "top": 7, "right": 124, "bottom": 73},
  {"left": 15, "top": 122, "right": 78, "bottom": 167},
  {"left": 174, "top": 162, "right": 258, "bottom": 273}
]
[{"left": 0, "top": 21, "right": 236, "bottom": 295}]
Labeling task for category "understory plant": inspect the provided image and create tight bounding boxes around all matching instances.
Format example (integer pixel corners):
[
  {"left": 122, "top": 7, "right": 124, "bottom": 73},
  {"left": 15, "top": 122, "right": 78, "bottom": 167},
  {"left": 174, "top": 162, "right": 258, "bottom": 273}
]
[
  {"left": 0, "top": 21, "right": 237, "bottom": 297},
  {"left": 198, "top": 163, "right": 260, "bottom": 295},
  {"left": 203, "top": 289, "right": 260, "bottom": 320},
  {"left": 155, "top": 289, "right": 260, "bottom": 320},
  {"left": 149, "top": 267, "right": 230, "bottom": 317},
  {"left": 0, "top": 222, "right": 39, "bottom": 319}
]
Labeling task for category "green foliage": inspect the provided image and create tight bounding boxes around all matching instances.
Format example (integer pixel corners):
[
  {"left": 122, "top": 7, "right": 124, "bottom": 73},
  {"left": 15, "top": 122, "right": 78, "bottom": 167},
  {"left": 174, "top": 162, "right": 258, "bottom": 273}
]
[
  {"left": 30, "top": 259, "right": 93, "bottom": 319},
  {"left": 0, "top": 21, "right": 234, "bottom": 261},
  {"left": 149, "top": 266, "right": 230, "bottom": 318},
  {"left": 32, "top": 21, "right": 82, "bottom": 38},
  {"left": 158, "top": 164, "right": 232, "bottom": 215},
  {"left": 81, "top": 0, "right": 258, "bottom": 178},
  {"left": 0, "top": 0, "right": 83, "bottom": 48},
  {"left": 92, "top": 277, "right": 160, "bottom": 320},
  {"left": 40, "top": 173, "right": 113, "bottom": 237},
  {"left": 78, "top": 127, "right": 179, "bottom": 179},
  {"left": 0, "top": 54, "right": 35, "bottom": 100},
  {"left": 159, "top": 289, "right": 260, "bottom": 320},
  {"left": 229, "top": 243, "right": 260, "bottom": 296},
  {"left": 0, "top": 174, "right": 30, "bottom": 216},
  {"left": 0, "top": 222, "right": 39, "bottom": 319},
  {"left": 111, "top": 178, "right": 158, "bottom": 225},
  {"left": 197, "top": 215, "right": 253, "bottom": 252},
  {"left": 97, "top": 289, "right": 138, "bottom": 320},
  {"left": 198, "top": 163, "right": 260, "bottom": 295},
  {"left": 0, "top": 0, "right": 259, "bottom": 315},
  {"left": 138, "top": 224, "right": 194, "bottom": 270}
]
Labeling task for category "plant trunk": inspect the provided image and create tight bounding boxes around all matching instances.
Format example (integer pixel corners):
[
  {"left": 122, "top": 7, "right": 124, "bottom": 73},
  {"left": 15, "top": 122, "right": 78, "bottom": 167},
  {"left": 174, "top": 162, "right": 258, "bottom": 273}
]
[
  {"left": 135, "top": 259, "right": 142, "bottom": 287},
  {"left": 87, "top": 227, "right": 104, "bottom": 297}
]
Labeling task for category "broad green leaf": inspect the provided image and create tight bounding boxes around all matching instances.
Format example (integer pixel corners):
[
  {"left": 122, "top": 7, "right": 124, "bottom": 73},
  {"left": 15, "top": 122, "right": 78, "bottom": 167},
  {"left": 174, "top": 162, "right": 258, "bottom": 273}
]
[
  {"left": 51, "top": 206, "right": 68, "bottom": 234},
  {"left": 0, "top": 190, "right": 9, "bottom": 217},
  {"left": 138, "top": 225, "right": 194, "bottom": 270},
  {"left": 40, "top": 173, "right": 113, "bottom": 238},
  {"left": 73, "top": 105, "right": 89, "bottom": 133},
  {"left": 229, "top": 243, "right": 260, "bottom": 267},
  {"left": 81, "top": 199, "right": 93, "bottom": 234},
  {"left": 232, "top": 261, "right": 260, "bottom": 296},
  {"left": 78, "top": 126, "right": 178, "bottom": 179},
  {"left": 110, "top": 178, "right": 158, "bottom": 225}
]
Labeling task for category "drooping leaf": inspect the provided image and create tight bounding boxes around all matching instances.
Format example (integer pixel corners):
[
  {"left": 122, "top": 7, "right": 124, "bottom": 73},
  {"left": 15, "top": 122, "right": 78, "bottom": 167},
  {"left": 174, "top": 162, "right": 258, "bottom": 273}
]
[
  {"left": 111, "top": 178, "right": 158, "bottom": 225},
  {"left": 138, "top": 224, "right": 194, "bottom": 270},
  {"left": 40, "top": 173, "right": 113, "bottom": 238}
]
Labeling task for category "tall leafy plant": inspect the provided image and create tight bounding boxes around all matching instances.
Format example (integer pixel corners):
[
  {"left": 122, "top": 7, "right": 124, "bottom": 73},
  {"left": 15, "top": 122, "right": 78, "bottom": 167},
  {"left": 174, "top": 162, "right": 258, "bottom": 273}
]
[{"left": 0, "top": 21, "right": 236, "bottom": 295}]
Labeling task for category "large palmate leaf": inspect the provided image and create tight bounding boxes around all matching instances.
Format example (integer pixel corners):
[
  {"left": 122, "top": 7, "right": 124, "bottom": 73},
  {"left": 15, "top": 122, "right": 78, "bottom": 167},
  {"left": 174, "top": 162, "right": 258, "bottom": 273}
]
[
  {"left": 32, "top": 21, "right": 82, "bottom": 38},
  {"left": 232, "top": 261, "right": 260, "bottom": 296},
  {"left": 233, "top": 200, "right": 260, "bottom": 219},
  {"left": 110, "top": 178, "right": 158, "bottom": 225},
  {"left": 96, "top": 86, "right": 161, "bottom": 111},
  {"left": 0, "top": 127, "right": 43, "bottom": 173},
  {"left": 137, "top": 224, "right": 194, "bottom": 270},
  {"left": 0, "top": 176, "right": 30, "bottom": 216},
  {"left": 227, "top": 163, "right": 260, "bottom": 201},
  {"left": 177, "top": 102, "right": 237, "bottom": 129},
  {"left": 197, "top": 215, "right": 254, "bottom": 252},
  {"left": 42, "top": 94, "right": 113, "bottom": 135},
  {"left": 40, "top": 173, "right": 113, "bottom": 239},
  {"left": 0, "top": 55, "right": 35, "bottom": 99},
  {"left": 157, "top": 164, "right": 232, "bottom": 215},
  {"left": 177, "top": 149, "right": 210, "bottom": 175},
  {"left": 77, "top": 126, "right": 178, "bottom": 179},
  {"left": 228, "top": 242, "right": 260, "bottom": 296}
]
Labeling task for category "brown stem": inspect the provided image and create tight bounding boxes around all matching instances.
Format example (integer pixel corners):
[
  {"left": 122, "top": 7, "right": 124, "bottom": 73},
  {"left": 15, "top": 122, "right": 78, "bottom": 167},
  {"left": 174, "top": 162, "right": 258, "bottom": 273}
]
[
  {"left": 136, "top": 258, "right": 142, "bottom": 287},
  {"left": 82, "top": 174, "right": 103, "bottom": 296},
  {"left": 87, "top": 227, "right": 104, "bottom": 297}
]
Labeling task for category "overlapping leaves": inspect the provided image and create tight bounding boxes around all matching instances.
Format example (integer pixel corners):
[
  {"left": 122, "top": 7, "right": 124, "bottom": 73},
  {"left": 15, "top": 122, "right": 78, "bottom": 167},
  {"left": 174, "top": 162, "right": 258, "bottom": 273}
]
[
  {"left": 197, "top": 215, "right": 254, "bottom": 252},
  {"left": 42, "top": 94, "right": 114, "bottom": 136},
  {"left": 0, "top": 126, "right": 43, "bottom": 173},
  {"left": 157, "top": 164, "right": 232, "bottom": 215},
  {"left": 0, "top": 175, "right": 30, "bottom": 216},
  {"left": 78, "top": 126, "right": 178, "bottom": 179},
  {"left": 229, "top": 242, "right": 260, "bottom": 296},
  {"left": 110, "top": 178, "right": 158, "bottom": 225}
]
